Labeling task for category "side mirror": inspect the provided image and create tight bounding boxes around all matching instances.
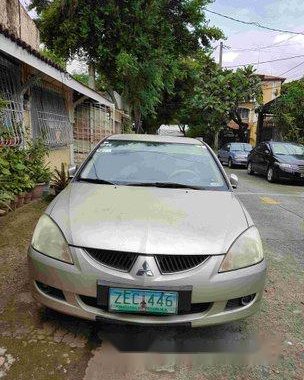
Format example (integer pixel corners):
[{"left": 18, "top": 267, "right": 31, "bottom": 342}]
[
  {"left": 229, "top": 174, "right": 238, "bottom": 189},
  {"left": 68, "top": 165, "right": 78, "bottom": 178},
  {"left": 265, "top": 149, "right": 270, "bottom": 155}
]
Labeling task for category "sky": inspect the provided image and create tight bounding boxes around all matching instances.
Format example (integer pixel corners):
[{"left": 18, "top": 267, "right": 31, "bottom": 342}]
[
  {"left": 207, "top": 0, "right": 304, "bottom": 81},
  {"left": 21, "top": 0, "right": 304, "bottom": 81}
]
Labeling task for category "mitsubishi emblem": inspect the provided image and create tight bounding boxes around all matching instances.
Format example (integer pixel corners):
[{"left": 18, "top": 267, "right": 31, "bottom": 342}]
[{"left": 136, "top": 260, "right": 154, "bottom": 277}]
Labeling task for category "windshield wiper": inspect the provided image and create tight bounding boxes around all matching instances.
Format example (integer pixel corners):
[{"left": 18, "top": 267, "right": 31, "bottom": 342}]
[
  {"left": 78, "top": 178, "right": 116, "bottom": 185},
  {"left": 125, "top": 182, "right": 205, "bottom": 190}
]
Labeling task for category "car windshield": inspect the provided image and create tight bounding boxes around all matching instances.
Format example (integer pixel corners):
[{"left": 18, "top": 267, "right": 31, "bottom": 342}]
[
  {"left": 230, "top": 143, "right": 252, "bottom": 152},
  {"left": 271, "top": 143, "right": 304, "bottom": 156},
  {"left": 78, "top": 140, "right": 228, "bottom": 190}
]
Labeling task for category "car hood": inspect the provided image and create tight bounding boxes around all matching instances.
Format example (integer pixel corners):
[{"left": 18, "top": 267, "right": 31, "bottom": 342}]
[
  {"left": 232, "top": 151, "right": 250, "bottom": 156},
  {"left": 48, "top": 183, "right": 250, "bottom": 256},
  {"left": 275, "top": 154, "right": 304, "bottom": 165}
]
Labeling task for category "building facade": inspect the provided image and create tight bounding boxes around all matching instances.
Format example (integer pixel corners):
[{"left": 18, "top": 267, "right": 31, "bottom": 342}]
[
  {"left": 229, "top": 75, "right": 285, "bottom": 147},
  {"left": 0, "top": 1, "right": 129, "bottom": 169}
]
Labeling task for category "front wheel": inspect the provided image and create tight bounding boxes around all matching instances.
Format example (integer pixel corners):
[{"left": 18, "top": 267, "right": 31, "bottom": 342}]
[
  {"left": 267, "top": 166, "right": 276, "bottom": 183},
  {"left": 247, "top": 161, "right": 254, "bottom": 175}
]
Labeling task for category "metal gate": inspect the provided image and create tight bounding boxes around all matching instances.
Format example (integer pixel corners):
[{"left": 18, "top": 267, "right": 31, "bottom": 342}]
[
  {"left": 31, "top": 85, "right": 72, "bottom": 147},
  {"left": 0, "top": 54, "right": 24, "bottom": 146},
  {"left": 74, "top": 102, "right": 113, "bottom": 164}
]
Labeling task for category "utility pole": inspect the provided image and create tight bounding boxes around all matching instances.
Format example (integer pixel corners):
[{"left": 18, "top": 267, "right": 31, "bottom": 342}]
[
  {"left": 214, "top": 41, "right": 224, "bottom": 151},
  {"left": 219, "top": 41, "right": 223, "bottom": 68}
]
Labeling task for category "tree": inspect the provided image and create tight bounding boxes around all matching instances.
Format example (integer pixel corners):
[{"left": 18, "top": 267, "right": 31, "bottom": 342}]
[
  {"left": 150, "top": 58, "right": 262, "bottom": 145},
  {"left": 28, "top": 0, "right": 222, "bottom": 132},
  {"left": 271, "top": 79, "right": 304, "bottom": 144}
]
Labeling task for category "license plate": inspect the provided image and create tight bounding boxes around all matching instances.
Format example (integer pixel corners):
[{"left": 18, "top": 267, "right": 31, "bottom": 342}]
[{"left": 108, "top": 287, "right": 178, "bottom": 315}]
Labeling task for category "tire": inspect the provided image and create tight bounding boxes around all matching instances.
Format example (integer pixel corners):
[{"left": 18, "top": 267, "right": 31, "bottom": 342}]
[
  {"left": 247, "top": 161, "right": 254, "bottom": 175},
  {"left": 228, "top": 158, "right": 233, "bottom": 168},
  {"left": 267, "top": 166, "right": 276, "bottom": 183}
]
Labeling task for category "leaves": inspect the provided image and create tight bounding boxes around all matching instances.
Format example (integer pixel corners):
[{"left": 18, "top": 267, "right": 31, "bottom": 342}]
[
  {"left": 31, "top": 0, "right": 223, "bottom": 130},
  {"left": 271, "top": 79, "right": 304, "bottom": 144}
]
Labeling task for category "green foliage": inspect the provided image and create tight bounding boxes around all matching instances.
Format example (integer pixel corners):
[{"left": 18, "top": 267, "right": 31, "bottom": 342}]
[
  {"left": 149, "top": 57, "right": 262, "bottom": 144},
  {"left": 32, "top": 0, "right": 223, "bottom": 131},
  {"left": 0, "top": 139, "right": 51, "bottom": 202},
  {"left": 271, "top": 79, "right": 304, "bottom": 144},
  {"left": 0, "top": 148, "right": 34, "bottom": 196},
  {"left": 27, "top": 139, "right": 52, "bottom": 184},
  {"left": 39, "top": 47, "right": 67, "bottom": 69},
  {"left": 51, "top": 162, "right": 69, "bottom": 194},
  {"left": 0, "top": 190, "right": 14, "bottom": 210},
  {"left": 72, "top": 73, "right": 89, "bottom": 86}
]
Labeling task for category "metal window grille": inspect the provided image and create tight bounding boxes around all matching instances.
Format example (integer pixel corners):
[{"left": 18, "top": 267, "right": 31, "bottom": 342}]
[
  {"left": 0, "top": 55, "right": 24, "bottom": 147},
  {"left": 31, "top": 85, "right": 72, "bottom": 148},
  {"left": 74, "top": 102, "right": 114, "bottom": 164}
]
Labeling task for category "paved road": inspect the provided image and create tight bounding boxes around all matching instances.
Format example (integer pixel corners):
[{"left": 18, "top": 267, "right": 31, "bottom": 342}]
[
  {"left": 227, "top": 166, "right": 304, "bottom": 267},
  {"left": 83, "top": 168, "right": 304, "bottom": 379},
  {"left": 1, "top": 168, "right": 303, "bottom": 379}
]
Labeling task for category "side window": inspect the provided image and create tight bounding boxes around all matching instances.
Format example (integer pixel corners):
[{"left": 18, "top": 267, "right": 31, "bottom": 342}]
[{"left": 255, "top": 144, "right": 264, "bottom": 153}]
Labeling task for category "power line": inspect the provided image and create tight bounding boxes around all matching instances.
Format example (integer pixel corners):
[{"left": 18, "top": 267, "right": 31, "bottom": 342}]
[
  {"left": 228, "top": 43, "right": 301, "bottom": 53},
  {"left": 225, "top": 54, "right": 304, "bottom": 68},
  {"left": 205, "top": 9, "right": 304, "bottom": 36},
  {"left": 279, "top": 61, "right": 304, "bottom": 76}
]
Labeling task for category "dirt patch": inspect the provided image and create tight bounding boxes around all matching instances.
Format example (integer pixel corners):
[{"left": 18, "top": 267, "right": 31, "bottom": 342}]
[{"left": 0, "top": 202, "right": 95, "bottom": 379}]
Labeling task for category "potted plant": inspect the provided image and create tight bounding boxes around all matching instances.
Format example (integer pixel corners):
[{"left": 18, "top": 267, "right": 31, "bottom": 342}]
[
  {"left": 51, "top": 163, "right": 70, "bottom": 195},
  {"left": 26, "top": 139, "right": 51, "bottom": 200},
  {"left": 32, "top": 166, "right": 52, "bottom": 199},
  {"left": 0, "top": 191, "right": 13, "bottom": 216}
]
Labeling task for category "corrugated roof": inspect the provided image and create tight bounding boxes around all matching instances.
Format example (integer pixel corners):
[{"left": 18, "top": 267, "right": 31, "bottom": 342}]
[
  {"left": 0, "top": 23, "right": 114, "bottom": 107},
  {"left": 0, "top": 24, "right": 65, "bottom": 72}
]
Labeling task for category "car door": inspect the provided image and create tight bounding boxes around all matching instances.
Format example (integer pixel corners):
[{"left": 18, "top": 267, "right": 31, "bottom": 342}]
[
  {"left": 218, "top": 144, "right": 226, "bottom": 162},
  {"left": 251, "top": 143, "right": 265, "bottom": 173},
  {"left": 260, "top": 143, "right": 272, "bottom": 174},
  {"left": 224, "top": 144, "right": 231, "bottom": 163}
]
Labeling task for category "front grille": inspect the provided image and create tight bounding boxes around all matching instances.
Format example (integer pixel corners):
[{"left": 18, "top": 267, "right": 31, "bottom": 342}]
[
  {"left": 85, "top": 248, "right": 137, "bottom": 272},
  {"left": 297, "top": 164, "right": 304, "bottom": 173},
  {"left": 85, "top": 248, "right": 209, "bottom": 274},
  {"left": 156, "top": 255, "right": 209, "bottom": 274}
]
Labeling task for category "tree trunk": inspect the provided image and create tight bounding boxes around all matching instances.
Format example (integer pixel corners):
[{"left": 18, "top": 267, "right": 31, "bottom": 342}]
[
  {"left": 134, "top": 107, "right": 142, "bottom": 134},
  {"left": 214, "top": 130, "right": 219, "bottom": 151},
  {"left": 178, "top": 124, "right": 186, "bottom": 136},
  {"left": 88, "top": 63, "right": 96, "bottom": 90}
]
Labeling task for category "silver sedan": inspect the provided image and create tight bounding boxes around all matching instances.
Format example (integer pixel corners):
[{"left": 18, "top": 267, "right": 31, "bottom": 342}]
[{"left": 28, "top": 134, "right": 266, "bottom": 327}]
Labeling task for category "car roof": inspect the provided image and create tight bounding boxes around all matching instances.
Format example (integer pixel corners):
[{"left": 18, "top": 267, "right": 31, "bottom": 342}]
[{"left": 107, "top": 134, "right": 203, "bottom": 145}]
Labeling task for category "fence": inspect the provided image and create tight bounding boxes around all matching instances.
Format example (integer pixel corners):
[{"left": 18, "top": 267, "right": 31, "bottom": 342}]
[
  {"left": 0, "top": 54, "right": 24, "bottom": 146},
  {"left": 74, "top": 101, "right": 114, "bottom": 164},
  {"left": 31, "top": 85, "right": 72, "bottom": 148}
]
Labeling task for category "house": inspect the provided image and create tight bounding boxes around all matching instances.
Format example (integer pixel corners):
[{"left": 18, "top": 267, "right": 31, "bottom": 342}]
[
  {"left": 225, "top": 74, "right": 285, "bottom": 147},
  {"left": 0, "top": 0, "right": 129, "bottom": 168}
]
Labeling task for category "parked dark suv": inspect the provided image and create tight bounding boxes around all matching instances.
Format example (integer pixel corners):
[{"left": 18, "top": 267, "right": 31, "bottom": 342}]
[{"left": 247, "top": 141, "right": 304, "bottom": 183}]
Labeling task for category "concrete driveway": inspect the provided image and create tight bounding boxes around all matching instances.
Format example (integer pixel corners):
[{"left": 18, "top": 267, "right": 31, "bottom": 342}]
[{"left": 0, "top": 169, "right": 303, "bottom": 380}]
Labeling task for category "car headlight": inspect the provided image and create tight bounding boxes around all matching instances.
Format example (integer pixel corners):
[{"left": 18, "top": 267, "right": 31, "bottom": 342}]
[
  {"left": 31, "top": 214, "right": 73, "bottom": 264},
  {"left": 219, "top": 227, "right": 264, "bottom": 272},
  {"left": 278, "top": 163, "right": 294, "bottom": 173}
]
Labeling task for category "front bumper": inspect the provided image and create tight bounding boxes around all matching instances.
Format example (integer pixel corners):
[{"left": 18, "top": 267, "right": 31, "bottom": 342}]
[
  {"left": 232, "top": 158, "right": 248, "bottom": 166},
  {"left": 28, "top": 246, "right": 267, "bottom": 327},
  {"left": 275, "top": 167, "right": 304, "bottom": 181}
]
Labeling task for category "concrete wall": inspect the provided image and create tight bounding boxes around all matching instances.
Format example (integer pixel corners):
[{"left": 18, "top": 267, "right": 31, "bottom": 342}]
[
  {"left": 262, "top": 81, "right": 282, "bottom": 104},
  {"left": 0, "top": 0, "right": 40, "bottom": 50},
  {"left": 48, "top": 147, "right": 72, "bottom": 172}
]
